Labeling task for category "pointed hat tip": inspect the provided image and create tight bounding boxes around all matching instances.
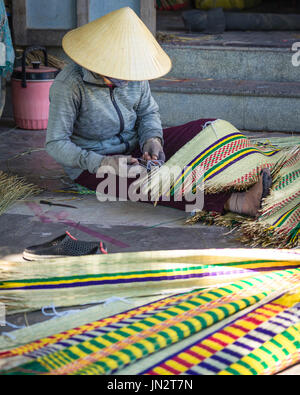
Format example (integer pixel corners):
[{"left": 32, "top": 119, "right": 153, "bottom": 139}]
[{"left": 116, "top": 6, "right": 137, "bottom": 16}]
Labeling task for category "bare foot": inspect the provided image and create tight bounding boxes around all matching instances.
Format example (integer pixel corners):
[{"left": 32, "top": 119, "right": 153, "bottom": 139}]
[{"left": 225, "top": 169, "right": 272, "bottom": 217}]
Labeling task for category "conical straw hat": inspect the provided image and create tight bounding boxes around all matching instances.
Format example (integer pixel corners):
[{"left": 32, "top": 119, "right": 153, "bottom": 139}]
[{"left": 62, "top": 7, "right": 172, "bottom": 81}]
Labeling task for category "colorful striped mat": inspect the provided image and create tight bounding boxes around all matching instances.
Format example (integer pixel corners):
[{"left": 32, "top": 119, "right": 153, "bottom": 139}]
[
  {"left": 1, "top": 268, "right": 299, "bottom": 375},
  {"left": 1, "top": 249, "right": 299, "bottom": 314},
  {"left": 141, "top": 289, "right": 300, "bottom": 375},
  {"left": 163, "top": 120, "right": 300, "bottom": 248}
]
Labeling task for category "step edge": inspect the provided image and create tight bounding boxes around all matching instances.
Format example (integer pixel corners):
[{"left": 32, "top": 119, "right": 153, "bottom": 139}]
[
  {"left": 150, "top": 80, "right": 300, "bottom": 98},
  {"left": 161, "top": 43, "right": 293, "bottom": 53}
]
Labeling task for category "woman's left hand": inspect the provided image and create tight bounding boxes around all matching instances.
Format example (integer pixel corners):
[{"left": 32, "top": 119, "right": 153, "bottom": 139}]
[{"left": 142, "top": 138, "right": 165, "bottom": 161}]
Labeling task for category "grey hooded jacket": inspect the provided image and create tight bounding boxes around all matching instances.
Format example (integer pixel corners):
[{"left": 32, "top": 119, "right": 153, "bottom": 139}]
[{"left": 46, "top": 62, "right": 163, "bottom": 180}]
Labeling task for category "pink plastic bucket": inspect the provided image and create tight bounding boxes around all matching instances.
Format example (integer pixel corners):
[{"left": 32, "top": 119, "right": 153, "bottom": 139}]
[{"left": 11, "top": 46, "right": 59, "bottom": 130}]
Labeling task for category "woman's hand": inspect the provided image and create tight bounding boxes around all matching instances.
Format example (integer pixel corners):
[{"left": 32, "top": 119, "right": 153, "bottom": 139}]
[
  {"left": 99, "top": 155, "right": 139, "bottom": 176},
  {"left": 142, "top": 138, "right": 165, "bottom": 161}
]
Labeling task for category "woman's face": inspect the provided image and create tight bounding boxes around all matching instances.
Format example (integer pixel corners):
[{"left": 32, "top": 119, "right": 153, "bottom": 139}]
[{"left": 91, "top": 72, "right": 128, "bottom": 87}]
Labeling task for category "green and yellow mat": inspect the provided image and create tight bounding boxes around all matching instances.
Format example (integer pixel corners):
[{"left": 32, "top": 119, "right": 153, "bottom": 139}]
[
  {"left": 0, "top": 261, "right": 299, "bottom": 375},
  {"left": 0, "top": 249, "right": 299, "bottom": 375},
  {"left": 1, "top": 249, "right": 300, "bottom": 315},
  {"left": 141, "top": 120, "right": 300, "bottom": 249}
]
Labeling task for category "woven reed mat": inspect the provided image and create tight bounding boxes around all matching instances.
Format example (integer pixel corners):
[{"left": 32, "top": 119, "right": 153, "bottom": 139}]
[
  {"left": 0, "top": 265, "right": 299, "bottom": 375},
  {"left": 1, "top": 249, "right": 299, "bottom": 315},
  {"left": 138, "top": 119, "right": 299, "bottom": 248}
]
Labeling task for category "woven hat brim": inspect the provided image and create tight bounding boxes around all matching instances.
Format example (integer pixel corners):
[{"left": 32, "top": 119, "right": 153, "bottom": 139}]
[{"left": 62, "top": 7, "right": 172, "bottom": 81}]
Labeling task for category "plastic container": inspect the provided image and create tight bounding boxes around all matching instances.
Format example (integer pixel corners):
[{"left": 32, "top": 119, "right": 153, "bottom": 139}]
[{"left": 11, "top": 46, "right": 59, "bottom": 130}]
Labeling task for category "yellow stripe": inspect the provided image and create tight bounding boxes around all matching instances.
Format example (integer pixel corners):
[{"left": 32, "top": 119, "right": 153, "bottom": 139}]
[
  {"left": 213, "top": 332, "right": 235, "bottom": 345},
  {"left": 165, "top": 359, "right": 187, "bottom": 373},
  {"left": 203, "top": 339, "right": 224, "bottom": 352},
  {"left": 191, "top": 345, "right": 213, "bottom": 358},
  {"left": 179, "top": 351, "right": 202, "bottom": 365},
  {"left": 140, "top": 339, "right": 156, "bottom": 354},
  {"left": 99, "top": 357, "right": 118, "bottom": 372},
  {"left": 271, "top": 206, "right": 297, "bottom": 227},
  {"left": 118, "top": 327, "right": 138, "bottom": 336},
  {"left": 114, "top": 350, "right": 131, "bottom": 365},
  {"left": 104, "top": 332, "right": 125, "bottom": 342},
  {"left": 153, "top": 334, "right": 168, "bottom": 349},
  {"left": 0, "top": 268, "right": 215, "bottom": 289},
  {"left": 152, "top": 366, "right": 173, "bottom": 375}
]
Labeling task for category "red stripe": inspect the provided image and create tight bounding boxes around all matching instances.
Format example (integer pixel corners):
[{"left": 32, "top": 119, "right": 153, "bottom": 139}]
[
  {"left": 243, "top": 317, "right": 264, "bottom": 326},
  {"left": 185, "top": 349, "right": 205, "bottom": 361},
  {"left": 218, "top": 329, "right": 239, "bottom": 340},
  {"left": 208, "top": 336, "right": 228, "bottom": 347},
  {"left": 146, "top": 370, "right": 159, "bottom": 375},
  {"left": 269, "top": 302, "right": 286, "bottom": 309},
  {"left": 261, "top": 306, "right": 281, "bottom": 314},
  {"left": 172, "top": 356, "right": 193, "bottom": 368},
  {"left": 196, "top": 343, "right": 216, "bottom": 354},
  {"left": 159, "top": 363, "right": 181, "bottom": 375},
  {"left": 230, "top": 323, "right": 250, "bottom": 333},
  {"left": 252, "top": 311, "right": 272, "bottom": 320}
]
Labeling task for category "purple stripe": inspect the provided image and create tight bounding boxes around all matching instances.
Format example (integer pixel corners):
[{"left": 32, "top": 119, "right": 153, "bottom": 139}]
[
  {"left": 185, "top": 132, "right": 242, "bottom": 167},
  {"left": 66, "top": 337, "right": 85, "bottom": 343},
  {"left": 210, "top": 354, "right": 232, "bottom": 365},
  {"left": 196, "top": 361, "right": 220, "bottom": 373},
  {"left": 251, "top": 265, "right": 300, "bottom": 272},
  {"left": 234, "top": 341, "right": 254, "bottom": 350},
  {"left": 254, "top": 327, "right": 277, "bottom": 337},
  {"left": 272, "top": 204, "right": 299, "bottom": 226},
  {"left": 283, "top": 310, "right": 299, "bottom": 317},
  {"left": 222, "top": 348, "right": 243, "bottom": 359},
  {"left": 185, "top": 370, "right": 199, "bottom": 375},
  {"left": 244, "top": 334, "right": 265, "bottom": 344},
  {"left": 3, "top": 269, "right": 251, "bottom": 291},
  {"left": 81, "top": 333, "right": 96, "bottom": 338},
  {"left": 268, "top": 319, "right": 291, "bottom": 330},
  {"left": 271, "top": 315, "right": 294, "bottom": 324},
  {"left": 56, "top": 342, "right": 72, "bottom": 348}
]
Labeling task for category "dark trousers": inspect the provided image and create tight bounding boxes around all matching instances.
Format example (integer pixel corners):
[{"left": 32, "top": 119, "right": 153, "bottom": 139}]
[{"left": 75, "top": 119, "right": 231, "bottom": 213}]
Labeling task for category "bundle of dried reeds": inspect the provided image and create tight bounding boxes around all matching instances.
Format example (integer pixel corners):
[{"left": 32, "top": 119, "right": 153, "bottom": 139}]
[
  {"left": 24, "top": 50, "right": 66, "bottom": 70},
  {"left": 0, "top": 171, "right": 41, "bottom": 216}
]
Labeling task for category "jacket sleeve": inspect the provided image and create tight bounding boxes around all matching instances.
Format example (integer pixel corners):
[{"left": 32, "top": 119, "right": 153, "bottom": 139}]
[
  {"left": 46, "top": 80, "right": 104, "bottom": 174},
  {"left": 136, "top": 81, "right": 163, "bottom": 150}
]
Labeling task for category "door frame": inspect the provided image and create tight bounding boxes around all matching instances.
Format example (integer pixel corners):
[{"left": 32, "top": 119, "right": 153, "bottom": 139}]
[{"left": 12, "top": 0, "right": 156, "bottom": 46}]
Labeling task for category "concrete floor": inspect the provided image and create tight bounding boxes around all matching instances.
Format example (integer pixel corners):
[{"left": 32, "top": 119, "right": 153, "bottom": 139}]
[
  {"left": 0, "top": 121, "right": 243, "bottom": 261},
  {"left": 0, "top": 121, "right": 298, "bottom": 375}
]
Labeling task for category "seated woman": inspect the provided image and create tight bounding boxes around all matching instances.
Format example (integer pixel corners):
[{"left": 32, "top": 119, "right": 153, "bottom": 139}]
[{"left": 46, "top": 7, "right": 271, "bottom": 219}]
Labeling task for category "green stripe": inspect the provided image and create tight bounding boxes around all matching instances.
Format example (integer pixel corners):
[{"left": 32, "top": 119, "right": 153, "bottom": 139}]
[
  {"left": 120, "top": 348, "right": 137, "bottom": 362},
  {"left": 274, "top": 205, "right": 300, "bottom": 227},
  {"left": 1, "top": 260, "right": 293, "bottom": 288},
  {"left": 168, "top": 325, "right": 185, "bottom": 340},
  {"left": 226, "top": 367, "right": 242, "bottom": 375},
  {"left": 132, "top": 342, "right": 152, "bottom": 356},
  {"left": 236, "top": 359, "right": 258, "bottom": 375},
  {"left": 182, "top": 319, "right": 197, "bottom": 334}
]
